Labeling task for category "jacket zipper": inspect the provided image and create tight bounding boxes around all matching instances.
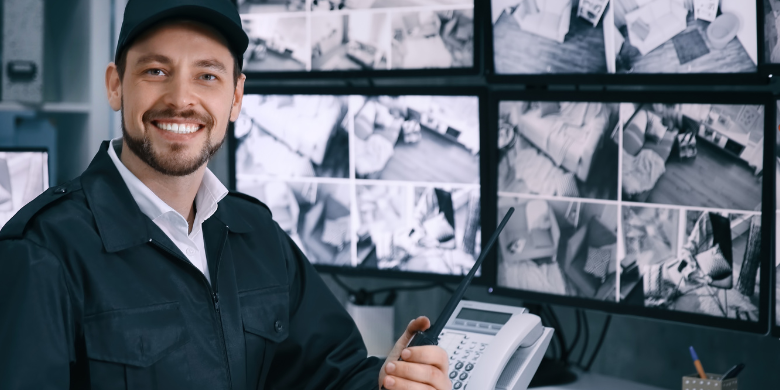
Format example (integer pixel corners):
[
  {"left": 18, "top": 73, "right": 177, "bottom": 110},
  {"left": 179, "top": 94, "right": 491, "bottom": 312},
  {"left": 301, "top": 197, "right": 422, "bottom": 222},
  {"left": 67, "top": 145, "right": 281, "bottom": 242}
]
[
  {"left": 150, "top": 231, "right": 233, "bottom": 390},
  {"left": 211, "top": 290, "right": 233, "bottom": 390}
]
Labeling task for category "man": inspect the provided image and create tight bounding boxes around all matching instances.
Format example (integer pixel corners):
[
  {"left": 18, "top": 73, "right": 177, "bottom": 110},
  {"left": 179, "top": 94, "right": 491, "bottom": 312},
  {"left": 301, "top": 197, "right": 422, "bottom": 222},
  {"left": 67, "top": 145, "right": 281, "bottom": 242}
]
[{"left": 0, "top": 0, "right": 450, "bottom": 389}]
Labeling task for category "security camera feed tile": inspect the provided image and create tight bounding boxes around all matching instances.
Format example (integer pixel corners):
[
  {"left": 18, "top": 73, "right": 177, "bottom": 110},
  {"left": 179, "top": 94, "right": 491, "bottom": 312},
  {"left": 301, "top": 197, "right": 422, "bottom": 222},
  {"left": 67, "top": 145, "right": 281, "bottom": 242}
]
[
  {"left": 0, "top": 151, "right": 49, "bottom": 230},
  {"left": 497, "top": 100, "right": 764, "bottom": 323},
  {"left": 492, "top": 0, "right": 758, "bottom": 75},
  {"left": 235, "top": 94, "right": 481, "bottom": 276},
  {"left": 238, "top": 0, "right": 474, "bottom": 72}
]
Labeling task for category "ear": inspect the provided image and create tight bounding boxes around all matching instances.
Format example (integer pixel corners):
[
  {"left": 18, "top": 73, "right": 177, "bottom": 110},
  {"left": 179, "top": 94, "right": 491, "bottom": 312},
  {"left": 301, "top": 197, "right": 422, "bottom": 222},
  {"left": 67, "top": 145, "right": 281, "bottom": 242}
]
[
  {"left": 106, "top": 62, "right": 122, "bottom": 112},
  {"left": 229, "top": 73, "right": 246, "bottom": 122}
]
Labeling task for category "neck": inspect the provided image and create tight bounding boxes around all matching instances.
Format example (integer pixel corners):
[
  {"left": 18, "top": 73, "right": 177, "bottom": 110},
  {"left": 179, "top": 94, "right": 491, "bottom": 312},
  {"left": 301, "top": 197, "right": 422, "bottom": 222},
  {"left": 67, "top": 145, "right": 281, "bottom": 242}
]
[{"left": 119, "top": 140, "right": 205, "bottom": 232}]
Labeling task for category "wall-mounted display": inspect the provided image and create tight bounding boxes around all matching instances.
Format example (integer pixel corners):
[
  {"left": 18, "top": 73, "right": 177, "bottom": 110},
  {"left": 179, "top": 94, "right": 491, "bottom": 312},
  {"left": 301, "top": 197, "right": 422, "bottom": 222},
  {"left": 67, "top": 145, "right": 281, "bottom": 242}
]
[
  {"left": 232, "top": 89, "right": 485, "bottom": 282},
  {"left": 238, "top": 0, "right": 477, "bottom": 75},
  {"left": 491, "top": 0, "right": 760, "bottom": 81},
  {"left": 489, "top": 91, "right": 772, "bottom": 333}
]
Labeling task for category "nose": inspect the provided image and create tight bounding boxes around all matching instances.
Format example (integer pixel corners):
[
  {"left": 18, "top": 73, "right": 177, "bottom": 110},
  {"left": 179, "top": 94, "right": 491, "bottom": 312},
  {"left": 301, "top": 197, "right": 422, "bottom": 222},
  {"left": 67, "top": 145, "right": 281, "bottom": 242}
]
[{"left": 161, "top": 71, "right": 196, "bottom": 110}]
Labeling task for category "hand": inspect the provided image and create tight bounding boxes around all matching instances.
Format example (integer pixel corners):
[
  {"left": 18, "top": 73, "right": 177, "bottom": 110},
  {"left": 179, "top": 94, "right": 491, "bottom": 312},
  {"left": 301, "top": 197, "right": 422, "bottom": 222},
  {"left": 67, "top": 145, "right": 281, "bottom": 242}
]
[{"left": 379, "top": 317, "right": 450, "bottom": 390}]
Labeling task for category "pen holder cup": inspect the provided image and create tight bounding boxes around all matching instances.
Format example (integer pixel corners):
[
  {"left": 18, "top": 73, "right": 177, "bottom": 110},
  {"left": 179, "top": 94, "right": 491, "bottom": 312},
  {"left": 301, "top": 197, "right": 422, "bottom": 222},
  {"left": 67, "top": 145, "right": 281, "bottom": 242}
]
[{"left": 682, "top": 374, "right": 737, "bottom": 390}]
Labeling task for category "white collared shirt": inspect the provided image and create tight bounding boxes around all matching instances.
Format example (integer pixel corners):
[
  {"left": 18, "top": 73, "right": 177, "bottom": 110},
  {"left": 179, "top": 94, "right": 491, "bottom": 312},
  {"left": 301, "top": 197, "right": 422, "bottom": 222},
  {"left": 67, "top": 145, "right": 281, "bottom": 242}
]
[{"left": 107, "top": 138, "right": 228, "bottom": 284}]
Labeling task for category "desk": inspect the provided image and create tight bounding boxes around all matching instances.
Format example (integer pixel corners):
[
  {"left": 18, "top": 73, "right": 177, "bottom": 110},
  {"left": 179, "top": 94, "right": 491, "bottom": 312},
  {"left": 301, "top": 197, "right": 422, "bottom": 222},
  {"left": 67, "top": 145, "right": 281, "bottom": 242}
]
[{"left": 534, "top": 371, "right": 669, "bottom": 390}]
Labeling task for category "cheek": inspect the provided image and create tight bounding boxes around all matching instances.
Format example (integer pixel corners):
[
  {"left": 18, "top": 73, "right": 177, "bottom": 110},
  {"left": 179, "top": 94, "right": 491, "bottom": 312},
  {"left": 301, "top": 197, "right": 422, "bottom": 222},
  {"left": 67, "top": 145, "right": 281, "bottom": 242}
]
[
  {"left": 122, "top": 90, "right": 153, "bottom": 129},
  {"left": 206, "top": 100, "right": 234, "bottom": 135}
]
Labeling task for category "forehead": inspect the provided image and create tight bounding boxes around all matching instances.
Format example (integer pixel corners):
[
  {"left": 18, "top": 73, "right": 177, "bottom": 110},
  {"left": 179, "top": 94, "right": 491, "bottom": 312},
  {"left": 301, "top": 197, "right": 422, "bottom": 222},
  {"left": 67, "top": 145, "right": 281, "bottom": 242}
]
[{"left": 126, "top": 20, "right": 233, "bottom": 62}]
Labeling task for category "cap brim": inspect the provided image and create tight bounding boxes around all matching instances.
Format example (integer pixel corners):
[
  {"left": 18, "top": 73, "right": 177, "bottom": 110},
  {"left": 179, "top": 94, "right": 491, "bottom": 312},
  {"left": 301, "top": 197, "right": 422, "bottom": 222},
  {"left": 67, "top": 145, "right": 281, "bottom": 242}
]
[{"left": 115, "top": 5, "right": 248, "bottom": 68}]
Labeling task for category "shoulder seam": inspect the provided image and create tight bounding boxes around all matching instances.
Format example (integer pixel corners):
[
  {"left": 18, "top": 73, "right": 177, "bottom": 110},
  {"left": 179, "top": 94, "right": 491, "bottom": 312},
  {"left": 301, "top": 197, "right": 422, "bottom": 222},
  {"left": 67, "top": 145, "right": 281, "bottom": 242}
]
[{"left": 226, "top": 191, "right": 272, "bottom": 216}]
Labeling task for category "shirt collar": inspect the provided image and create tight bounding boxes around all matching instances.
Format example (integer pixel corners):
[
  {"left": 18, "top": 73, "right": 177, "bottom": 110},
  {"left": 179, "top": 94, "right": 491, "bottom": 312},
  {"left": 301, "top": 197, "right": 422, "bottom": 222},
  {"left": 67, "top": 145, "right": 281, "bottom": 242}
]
[{"left": 107, "top": 138, "right": 228, "bottom": 227}]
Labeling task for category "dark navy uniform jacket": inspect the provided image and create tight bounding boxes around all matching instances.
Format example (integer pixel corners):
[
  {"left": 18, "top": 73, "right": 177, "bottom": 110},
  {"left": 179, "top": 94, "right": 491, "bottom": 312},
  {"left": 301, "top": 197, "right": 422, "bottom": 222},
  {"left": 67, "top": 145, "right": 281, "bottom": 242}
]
[{"left": 0, "top": 141, "right": 382, "bottom": 390}]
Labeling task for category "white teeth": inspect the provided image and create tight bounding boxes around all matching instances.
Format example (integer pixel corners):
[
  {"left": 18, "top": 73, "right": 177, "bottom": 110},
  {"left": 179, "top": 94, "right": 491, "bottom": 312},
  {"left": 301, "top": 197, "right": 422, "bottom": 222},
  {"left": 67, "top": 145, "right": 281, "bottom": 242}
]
[{"left": 157, "top": 122, "right": 199, "bottom": 134}]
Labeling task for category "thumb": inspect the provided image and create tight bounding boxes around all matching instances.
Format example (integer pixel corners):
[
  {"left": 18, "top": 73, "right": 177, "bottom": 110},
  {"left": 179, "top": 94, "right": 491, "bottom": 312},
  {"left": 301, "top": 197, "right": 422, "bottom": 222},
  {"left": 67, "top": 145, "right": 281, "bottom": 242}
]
[
  {"left": 404, "top": 316, "right": 431, "bottom": 338},
  {"left": 390, "top": 317, "right": 431, "bottom": 359},
  {"left": 393, "top": 316, "right": 431, "bottom": 359}
]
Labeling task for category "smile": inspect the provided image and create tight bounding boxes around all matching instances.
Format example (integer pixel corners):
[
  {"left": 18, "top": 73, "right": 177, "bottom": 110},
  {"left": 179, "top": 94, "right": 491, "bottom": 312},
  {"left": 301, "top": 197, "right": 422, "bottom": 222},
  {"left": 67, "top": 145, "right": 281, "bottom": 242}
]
[{"left": 153, "top": 121, "right": 203, "bottom": 134}]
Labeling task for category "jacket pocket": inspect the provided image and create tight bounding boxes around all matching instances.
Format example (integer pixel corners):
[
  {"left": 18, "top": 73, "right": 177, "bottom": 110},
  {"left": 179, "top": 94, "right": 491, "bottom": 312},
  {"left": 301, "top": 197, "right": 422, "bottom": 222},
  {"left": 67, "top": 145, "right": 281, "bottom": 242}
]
[
  {"left": 84, "top": 301, "right": 191, "bottom": 390},
  {"left": 239, "top": 285, "right": 290, "bottom": 389}
]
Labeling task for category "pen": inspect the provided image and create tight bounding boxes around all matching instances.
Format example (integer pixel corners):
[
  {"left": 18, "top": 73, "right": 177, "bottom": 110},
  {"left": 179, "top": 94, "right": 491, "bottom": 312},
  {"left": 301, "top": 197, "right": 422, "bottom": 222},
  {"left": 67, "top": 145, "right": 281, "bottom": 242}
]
[
  {"left": 722, "top": 363, "right": 745, "bottom": 380},
  {"left": 689, "top": 346, "right": 707, "bottom": 379}
]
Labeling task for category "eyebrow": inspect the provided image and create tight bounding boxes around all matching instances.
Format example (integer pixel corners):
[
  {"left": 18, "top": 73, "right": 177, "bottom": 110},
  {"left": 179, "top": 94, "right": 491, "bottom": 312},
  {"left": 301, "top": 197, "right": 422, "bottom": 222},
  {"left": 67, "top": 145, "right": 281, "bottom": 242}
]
[
  {"left": 134, "top": 54, "right": 172, "bottom": 67},
  {"left": 193, "top": 59, "right": 227, "bottom": 74},
  {"left": 134, "top": 54, "right": 227, "bottom": 74}
]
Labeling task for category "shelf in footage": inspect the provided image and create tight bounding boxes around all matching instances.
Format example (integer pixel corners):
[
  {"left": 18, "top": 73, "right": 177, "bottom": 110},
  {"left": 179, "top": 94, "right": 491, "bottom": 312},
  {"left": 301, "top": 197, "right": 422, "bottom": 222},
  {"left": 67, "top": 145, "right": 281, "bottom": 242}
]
[
  {"left": 496, "top": 99, "right": 765, "bottom": 323},
  {"left": 239, "top": 0, "right": 475, "bottom": 72}
]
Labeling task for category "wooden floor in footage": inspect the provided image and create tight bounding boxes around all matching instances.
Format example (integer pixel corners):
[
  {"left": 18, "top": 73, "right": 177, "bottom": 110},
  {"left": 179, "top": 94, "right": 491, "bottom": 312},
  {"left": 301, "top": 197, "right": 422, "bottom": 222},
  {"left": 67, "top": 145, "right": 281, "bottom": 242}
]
[
  {"left": 379, "top": 128, "right": 479, "bottom": 184},
  {"left": 643, "top": 141, "right": 762, "bottom": 212},
  {"left": 618, "top": 16, "right": 756, "bottom": 74},
  {"left": 492, "top": 0, "right": 608, "bottom": 74}
]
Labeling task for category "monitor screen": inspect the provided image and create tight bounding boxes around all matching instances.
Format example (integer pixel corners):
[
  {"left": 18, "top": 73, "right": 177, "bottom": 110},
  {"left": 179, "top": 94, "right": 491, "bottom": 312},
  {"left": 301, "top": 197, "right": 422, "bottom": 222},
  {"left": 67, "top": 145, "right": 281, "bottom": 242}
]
[
  {"left": 495, "top": 98, "right": 765, "bottom": 326},
  {"left": 238, "top": 0, "right": 475, "bottom": 73},
  {"left": 492, "top": 0, "right": 758, "bottom": 75},
  {"left": 0, "top": 150, "right": 49, "bottom": 230},
  {"left": 234, "top": 94, "right": 481, "bottom": 277}
]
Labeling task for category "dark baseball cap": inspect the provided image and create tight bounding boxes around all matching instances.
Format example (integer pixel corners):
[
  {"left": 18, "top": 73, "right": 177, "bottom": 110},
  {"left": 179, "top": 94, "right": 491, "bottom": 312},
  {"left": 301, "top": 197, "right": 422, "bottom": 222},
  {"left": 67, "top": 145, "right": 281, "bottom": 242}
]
[{"left": 115, "top": 0, "right": 248, "bottom": 69}]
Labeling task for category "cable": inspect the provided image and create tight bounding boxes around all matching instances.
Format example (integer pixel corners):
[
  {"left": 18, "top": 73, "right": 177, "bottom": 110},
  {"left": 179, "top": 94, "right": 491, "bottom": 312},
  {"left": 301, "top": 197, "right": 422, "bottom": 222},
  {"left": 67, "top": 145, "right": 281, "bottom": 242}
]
[
  {"left": 583, "top": 315, "right": 612, "bottom": 372},
  {"left": 438, "top": 283, "right": 456, "bottom": 294},
  {"left": 537, "top": 307, "right": 562, "bottom": 362},
  {"left": 565, "top": 308, "right": 583, "bottom": 360},
  {"left": 544, "top": 305, "right": 569, "bottom": 364},
  {"left": 577, "top": 310, "right": 590, "bottom": 368},
  {"left": 331, "top": 274, "right": 358, "bottom": 296},
  {"left": 329, "top": 274, "right": 458, "bottom": 303}
]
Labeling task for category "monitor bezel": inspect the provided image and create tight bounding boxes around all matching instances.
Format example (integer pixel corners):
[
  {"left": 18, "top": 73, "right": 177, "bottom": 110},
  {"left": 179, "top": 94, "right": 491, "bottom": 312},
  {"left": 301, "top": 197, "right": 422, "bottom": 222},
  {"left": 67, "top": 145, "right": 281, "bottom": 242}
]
[
  {"left": 486, "top": 89, "right": 773, "bottom": 334},
  {"left": 238, "top": 0, "right": 485, "bottom": 80},
  {"left": 771, "top": 98, "right": 779, "bottom": 337},
  {"left": 230, "top": 85, "right": 492, "bottom": 284},
  {"left": 485, "top": 0, "right": 770, "bottom": 86}
]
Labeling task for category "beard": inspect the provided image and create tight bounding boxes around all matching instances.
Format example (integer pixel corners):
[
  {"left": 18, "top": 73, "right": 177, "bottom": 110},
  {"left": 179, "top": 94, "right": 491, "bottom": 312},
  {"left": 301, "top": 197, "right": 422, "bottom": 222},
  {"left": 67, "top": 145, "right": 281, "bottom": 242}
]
[{"left": 121, "top": 102, "right": 225, "bottom": 177}]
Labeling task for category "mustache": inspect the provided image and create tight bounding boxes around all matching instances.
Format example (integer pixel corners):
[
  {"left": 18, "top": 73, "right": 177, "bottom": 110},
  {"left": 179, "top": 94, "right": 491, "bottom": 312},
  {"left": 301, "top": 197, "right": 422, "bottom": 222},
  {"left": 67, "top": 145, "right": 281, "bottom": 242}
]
[{"left": 142, "top": 107, "right": 214, "bottom": 128}]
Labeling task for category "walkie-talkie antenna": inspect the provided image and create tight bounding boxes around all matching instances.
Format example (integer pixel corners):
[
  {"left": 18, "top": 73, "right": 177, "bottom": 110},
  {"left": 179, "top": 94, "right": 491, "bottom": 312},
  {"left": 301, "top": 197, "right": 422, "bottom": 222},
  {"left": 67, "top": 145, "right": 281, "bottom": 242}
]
[{"left": 402, "top": 207, "right": 515, "bottom": 351}]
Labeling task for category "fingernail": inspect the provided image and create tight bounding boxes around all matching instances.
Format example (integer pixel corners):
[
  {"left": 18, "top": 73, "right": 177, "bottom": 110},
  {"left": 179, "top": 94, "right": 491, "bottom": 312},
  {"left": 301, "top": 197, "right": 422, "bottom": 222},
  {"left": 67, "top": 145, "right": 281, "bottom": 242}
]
[
  {"left": 386, "top": 362, "right": 396, "bottom": 373},
  {"left": 401, "top": 349, "right": 411, "bottom": 359},
  {"left": 386, "top": 377, "right": 395, "bottom": 387}
]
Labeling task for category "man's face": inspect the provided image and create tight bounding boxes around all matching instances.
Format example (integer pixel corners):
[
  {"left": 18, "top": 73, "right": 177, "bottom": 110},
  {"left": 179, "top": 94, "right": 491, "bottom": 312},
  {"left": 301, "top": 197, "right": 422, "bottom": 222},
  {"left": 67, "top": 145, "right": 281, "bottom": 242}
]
[{"left": 110, "top": 21, "right": 244, "bottom": 176}]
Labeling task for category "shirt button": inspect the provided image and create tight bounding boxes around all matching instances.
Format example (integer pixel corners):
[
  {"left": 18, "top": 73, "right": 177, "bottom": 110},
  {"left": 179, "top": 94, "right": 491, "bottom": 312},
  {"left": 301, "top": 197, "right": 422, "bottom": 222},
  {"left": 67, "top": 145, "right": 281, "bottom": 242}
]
[
  {"left": 274, "top": 320, "right": 284, "bottom": 333},
  {"left": 186, "top": 248, "right": 197, "bottom": 256}
]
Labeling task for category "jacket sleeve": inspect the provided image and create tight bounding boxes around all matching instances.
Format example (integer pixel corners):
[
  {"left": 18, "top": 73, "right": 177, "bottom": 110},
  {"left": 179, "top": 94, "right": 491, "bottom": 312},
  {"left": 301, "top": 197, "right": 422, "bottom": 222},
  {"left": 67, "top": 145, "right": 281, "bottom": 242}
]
[
  {"left": 0, "top": 238, "right": 75, "bottom": 389},
  {"left": 266, "top": 229, "right": 382, "bottom": 390}
]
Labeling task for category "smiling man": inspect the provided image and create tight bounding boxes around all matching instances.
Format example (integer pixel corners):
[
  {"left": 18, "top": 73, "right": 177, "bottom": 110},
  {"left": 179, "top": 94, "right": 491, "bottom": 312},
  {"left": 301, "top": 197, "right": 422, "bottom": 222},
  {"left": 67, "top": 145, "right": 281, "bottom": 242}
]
[{"left": 0, "top": 0, "right": 450, "bottom": 389}]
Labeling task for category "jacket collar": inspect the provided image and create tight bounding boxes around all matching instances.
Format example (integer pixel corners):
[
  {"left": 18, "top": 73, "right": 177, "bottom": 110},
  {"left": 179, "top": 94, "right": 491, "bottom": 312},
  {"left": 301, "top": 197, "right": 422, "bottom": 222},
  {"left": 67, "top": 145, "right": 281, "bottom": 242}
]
[
  {"left": 82, "top": 141, "right": 252, "bottom": 253},
  {"left": 82, "top": 141, "right": 154, "bottom": 253}
]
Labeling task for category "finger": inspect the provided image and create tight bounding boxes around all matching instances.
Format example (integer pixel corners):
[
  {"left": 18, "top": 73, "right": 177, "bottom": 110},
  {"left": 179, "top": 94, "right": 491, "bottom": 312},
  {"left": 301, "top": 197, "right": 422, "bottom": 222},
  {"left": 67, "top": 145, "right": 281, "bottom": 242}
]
[
  {"left": 395, "top": 317, "right": 432, "bottom": 352},
  {"left": 383, "top": 374, "right": 439, "bottom": 390},
  {"left": 399, "top": 346, "right": 449, "bottom": 372},
  {"left": 405, "top": 316, "right": 431, "bottom": 335},
  {"left": 385, "top": 361, "right": 451, "bottom": 390}
]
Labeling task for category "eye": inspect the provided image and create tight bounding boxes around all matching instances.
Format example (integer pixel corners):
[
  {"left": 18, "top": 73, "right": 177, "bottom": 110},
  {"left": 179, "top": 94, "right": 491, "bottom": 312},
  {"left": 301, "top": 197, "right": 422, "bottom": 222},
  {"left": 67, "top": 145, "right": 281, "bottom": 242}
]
[
  {"left": 145, "top": 68, "right": 166, "bottom": 77},
  {"left": 201, "top": 74, "right": 217, "bottom": 81}
]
